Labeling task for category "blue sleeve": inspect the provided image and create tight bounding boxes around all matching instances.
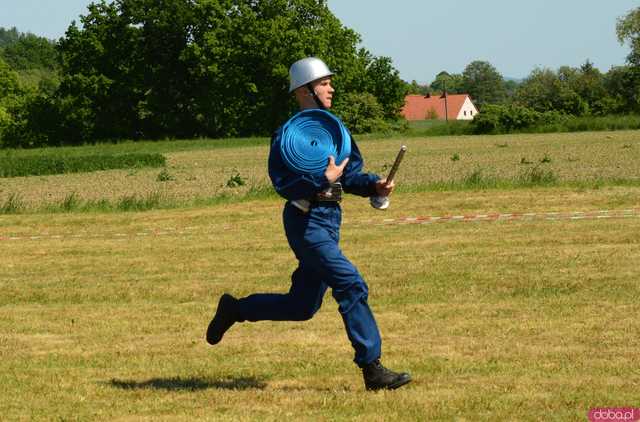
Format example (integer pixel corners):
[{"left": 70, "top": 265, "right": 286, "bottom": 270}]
[
  {"left": 340, "top": 136, "right": 380, "bottom": 197},
  {"left": 268, "top": 127, "right": 331, "bottom": 200}
]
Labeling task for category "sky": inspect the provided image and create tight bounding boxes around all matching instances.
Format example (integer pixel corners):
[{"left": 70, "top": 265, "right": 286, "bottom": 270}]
[{"left": 1, "top": 0, "right": 637, "bottom": 83}]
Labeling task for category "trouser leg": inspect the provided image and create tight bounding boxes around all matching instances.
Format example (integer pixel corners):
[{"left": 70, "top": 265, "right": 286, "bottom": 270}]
[
  {"left": 302, "top": 239, "right": 382, "bottom": 367},
  {"left": 236, "top": 266, "right": 328, "bottom": 322}
]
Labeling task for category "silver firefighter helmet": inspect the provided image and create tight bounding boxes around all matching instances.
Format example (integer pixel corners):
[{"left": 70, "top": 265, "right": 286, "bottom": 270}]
[{"left": 288, "top": 57, "right": 335, "bottom": 93}]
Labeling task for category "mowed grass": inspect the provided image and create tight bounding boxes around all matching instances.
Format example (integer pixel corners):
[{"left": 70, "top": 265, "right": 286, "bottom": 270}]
[
  {"left": 1, "top": 130, "right": 640, "bottom": 420},
  {"left": 1, "top": 186, "right": 640, "bottom": 421}
]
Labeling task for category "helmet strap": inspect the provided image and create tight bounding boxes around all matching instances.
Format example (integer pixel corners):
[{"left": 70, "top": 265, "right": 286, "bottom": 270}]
[{"left": 306, "top": 83, "right": 325, "bottom": 110}]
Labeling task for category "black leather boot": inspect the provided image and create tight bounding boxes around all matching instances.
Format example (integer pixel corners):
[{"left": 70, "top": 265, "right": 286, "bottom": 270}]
[
  {"left": 362, "top": 359, "right": 412, "bottom": 391},
  {"left": 206, "top": 293, "right": 239, "bottom": 345}
]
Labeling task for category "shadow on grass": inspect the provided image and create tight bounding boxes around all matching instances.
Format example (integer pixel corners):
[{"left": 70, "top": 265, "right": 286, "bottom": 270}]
[{"left": 108, "top": 375, "right": 267, "bottom": 391}]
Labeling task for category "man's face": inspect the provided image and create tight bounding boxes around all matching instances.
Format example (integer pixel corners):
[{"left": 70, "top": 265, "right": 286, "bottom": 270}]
[{"left": 311, "top": 77, "right": 334, "bottom": 108}]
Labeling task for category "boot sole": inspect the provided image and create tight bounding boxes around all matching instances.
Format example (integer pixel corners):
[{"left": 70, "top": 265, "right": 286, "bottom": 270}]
[
  {"left": 387, "top": 375, "right": 412, "bottom": 390},
  {"left": 366, "top": 374, "right": 412, "bottom": 391}
]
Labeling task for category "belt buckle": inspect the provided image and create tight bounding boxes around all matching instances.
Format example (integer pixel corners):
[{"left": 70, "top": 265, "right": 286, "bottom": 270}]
[{"left": 316, "top": 182, "right": 342, "bottom": 202}]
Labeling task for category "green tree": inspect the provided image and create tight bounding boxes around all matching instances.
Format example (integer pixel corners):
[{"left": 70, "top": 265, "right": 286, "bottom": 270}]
[
  {"left": 615, "top": 7, "right": 640, "bottom": 113},
  {"left": 604, "top": 65, "right": 640, "bottom": 113},
  {"left": 461, "top": 60, "right": 507, "bottom": 107},
  {"left": 359, "top": 55, "right": 407, "bottom": 119},
  {"left": 39, "top": 0, "right": 405, "bottom": 144},
  {"left": 0, "top": 27, "right": 21, "bottom": 49},
  {"left": 57, "top": 0, "right": 187, "bottom": 140},
  {"left": 430, "top": 71, "right": 464, "bottom": 95},
  {"left": 617, "top": 7, "right": 640, "bottom": 66},
  {"left": 1, "top": 33, "right": 58, "bottom": 71},
  {"left": 0, "top": 57, "right": 23, "bottom": 145},
  {"left": 504, "top": 79, "right": 521, "bottom": 99},
  {"left": 0, "top": 28, "right": 60, "bottom": 91},
  {"left": 405, "top": 80, "right": 430, "bottom": 95},
  {"left": 0, "top": 57, "right": 20, "bottom": 99},
  {"left": 332, "top": 92, "right": 387, "bottom": 134},
  {"left": 514, "top": 67, "right": 588, "bottom": 115},
  {"left": 572, "top": 61, "right": 609, "bottom": 115},
  {"left": 183, "top": 0, "right": 367, "bottom": 137}
]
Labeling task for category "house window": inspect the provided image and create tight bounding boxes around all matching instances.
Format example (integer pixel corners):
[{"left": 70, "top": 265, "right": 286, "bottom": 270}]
[
  {"left": 464, "top": 111, "right": 467, "bottom": 116},
  {"left": 470, "top": 110, "right": 473, "bottom": 116}
]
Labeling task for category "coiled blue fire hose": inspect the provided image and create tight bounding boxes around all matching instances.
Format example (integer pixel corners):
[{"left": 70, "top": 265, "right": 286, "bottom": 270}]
[{"left": 280, "top": 109, "right": 351, "bottom": 176}]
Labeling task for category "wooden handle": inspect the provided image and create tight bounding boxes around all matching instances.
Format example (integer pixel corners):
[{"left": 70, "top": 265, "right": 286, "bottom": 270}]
[{"left": 386, "top": 145, "right": 407, "bottom": 183}]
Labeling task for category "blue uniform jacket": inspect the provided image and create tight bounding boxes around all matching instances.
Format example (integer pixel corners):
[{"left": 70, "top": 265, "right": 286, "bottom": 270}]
[{"left": 268, "top": 125, "right": 380, "bottom": 200}]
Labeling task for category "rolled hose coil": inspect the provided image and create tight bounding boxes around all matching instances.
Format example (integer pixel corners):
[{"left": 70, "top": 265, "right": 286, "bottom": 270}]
[{"left": 280, "top": 109, "right": 351, "bottom": 176}]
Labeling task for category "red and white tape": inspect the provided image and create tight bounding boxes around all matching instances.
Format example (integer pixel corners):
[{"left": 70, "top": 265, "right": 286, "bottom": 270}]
[
  {"left": 0, "top": 227, "right": 198, "bottom": 242},
  {"left": 374, "top": 208, "right": 640, "bottom": 226},
  {"left": 1, "top": 209, "right": 639, "bottom": 242}
]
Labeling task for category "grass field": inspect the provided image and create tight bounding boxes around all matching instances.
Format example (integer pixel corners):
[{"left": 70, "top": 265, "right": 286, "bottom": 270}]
[
  {"left": 1, "top": 130, "right": 639, "bottom": 421},
  {"left": 1, "top": 130, "right": 639, "bottom": 212}
]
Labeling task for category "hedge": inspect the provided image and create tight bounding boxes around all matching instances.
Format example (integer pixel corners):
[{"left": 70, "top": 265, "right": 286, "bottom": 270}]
[{"left": 0, "top": 153, "right": 166, "bottom": 177}]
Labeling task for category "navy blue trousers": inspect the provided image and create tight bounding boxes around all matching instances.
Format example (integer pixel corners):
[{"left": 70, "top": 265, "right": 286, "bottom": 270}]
[{"left": 236, "top": 201, "right": 382, "bottom": 367}]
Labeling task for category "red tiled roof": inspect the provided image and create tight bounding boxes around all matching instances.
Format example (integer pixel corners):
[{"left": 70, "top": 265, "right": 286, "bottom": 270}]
[{"left": 401, "top": 94, "right": 472, "bottom": 120}]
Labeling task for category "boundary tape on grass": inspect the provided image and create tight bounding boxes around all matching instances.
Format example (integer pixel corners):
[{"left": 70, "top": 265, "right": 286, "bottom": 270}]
[
  {"left": 2, "top": 208, "right": 639, "bottom": 242},
  {"left": 373, "top": 208, "right": 640, "bottom": 226}
]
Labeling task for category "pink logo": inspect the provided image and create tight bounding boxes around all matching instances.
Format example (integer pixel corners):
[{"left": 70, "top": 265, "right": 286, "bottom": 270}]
[{"left": 589, "top": 408, "right": 640, "bottom": 422}]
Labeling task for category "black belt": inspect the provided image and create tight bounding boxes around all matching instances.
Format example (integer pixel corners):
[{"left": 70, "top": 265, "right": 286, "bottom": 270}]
[
  {"left": 290, "top": 183, "right": 342, "bottom": 213},
  {"left": 315, "top": 182, "right": 342, "bottom": 202}
]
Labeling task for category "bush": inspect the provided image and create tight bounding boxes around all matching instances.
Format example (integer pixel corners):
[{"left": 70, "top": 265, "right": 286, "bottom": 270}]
[
  {"left": 471, "top": 104, "right": 567, "bottom": 134},
  {"left": 404, "top": 120, "right": 472, "bottom": 137},
  {"left": 530, "top": 114, "right": 640, "bottom": 133},
  {"left": 156, "top": 168, "right": 175, "bottom": 182},
  {"left": 470, "top": 108, "right": 500, "bottom": 134},
  {"left": 0, "top": 153, "right": 166, "bottom": 178},
  {"left": 564, "top": 114, "right": 640, "bottom": 132}
]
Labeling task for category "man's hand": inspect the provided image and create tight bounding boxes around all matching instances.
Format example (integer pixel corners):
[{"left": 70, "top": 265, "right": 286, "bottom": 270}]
[
  {"left": 324, "top": 156, "right": 349, "bottom": 183},
  {"left": 375, "top": 178, "right": 395, "bottom": 197}
]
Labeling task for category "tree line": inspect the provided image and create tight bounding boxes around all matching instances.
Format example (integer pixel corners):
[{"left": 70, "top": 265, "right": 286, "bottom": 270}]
[
  {"left": 406, "top": 7, "right": 640, "bottom": 124},
  {"left": 1, "top": 2, "right": 640, "bottom": 148},
  {"left": 407, "top": 58, "right": 638, "bottom": 118},
  {"left": 0, "top": 0, "right": 407, "bottom": 148}
]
